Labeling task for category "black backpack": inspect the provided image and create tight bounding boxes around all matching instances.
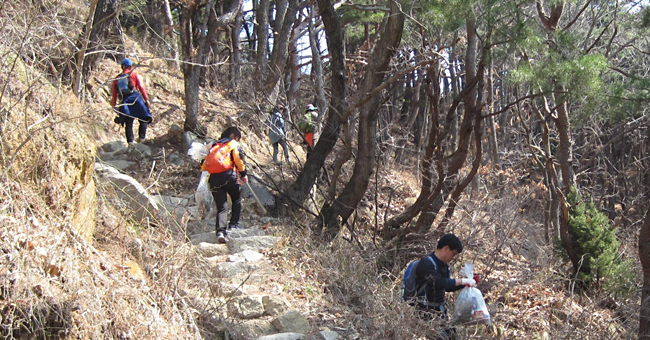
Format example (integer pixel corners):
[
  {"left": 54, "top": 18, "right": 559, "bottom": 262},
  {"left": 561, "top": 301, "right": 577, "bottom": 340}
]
[{"left": 401, "top": 255, "right": 436, "bottom": 301}]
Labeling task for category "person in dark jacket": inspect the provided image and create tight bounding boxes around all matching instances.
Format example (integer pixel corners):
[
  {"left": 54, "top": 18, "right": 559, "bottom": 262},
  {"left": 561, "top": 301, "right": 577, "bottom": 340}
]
[
  {"left": 201, "top": 127, "right": 248, "bottom": 244},
  {"left": 414, "top": 234, "right": 476, "bottom": 339},
  {"left": 111, "top": 58, "right": 152, "bottom": 144},
  {"left": 268, "top": 106, "right": 290, "bottom": 163}
]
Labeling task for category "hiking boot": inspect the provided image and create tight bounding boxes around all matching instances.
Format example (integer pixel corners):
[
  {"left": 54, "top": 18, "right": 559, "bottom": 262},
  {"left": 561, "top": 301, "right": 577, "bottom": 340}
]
[
  {"left": 137, "top": 137, "right": 146, "bottom": 143},
  {"left": 217, "top": 231, "right": 228, "bottom": 244},
  {"left": 227, "top": 224, "right": 241, "bottom": 230}
]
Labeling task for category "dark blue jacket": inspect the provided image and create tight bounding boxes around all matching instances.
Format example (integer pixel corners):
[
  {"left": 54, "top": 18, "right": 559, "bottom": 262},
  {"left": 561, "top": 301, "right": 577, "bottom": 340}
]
[
  {"left": 414, "top": 253, "right": 463, "bottom": 309},
  {"left": 118, "top": 92, "right": 151, "bottom": 122}
]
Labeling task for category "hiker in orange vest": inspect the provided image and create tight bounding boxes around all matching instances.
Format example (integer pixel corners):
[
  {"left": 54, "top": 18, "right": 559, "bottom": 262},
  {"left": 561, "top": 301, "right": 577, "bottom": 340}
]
[
  {"left": 201, "top": 127, "right": 248, "bottom": 243},
  {"left": 111, "top": 58, "right": 152, "bottom": 144}
]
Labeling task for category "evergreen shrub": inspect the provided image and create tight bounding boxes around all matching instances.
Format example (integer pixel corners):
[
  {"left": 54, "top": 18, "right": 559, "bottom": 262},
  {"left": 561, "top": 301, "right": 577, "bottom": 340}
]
[{"left": 566, "top": 187, "right": 636, "bottom": 295}]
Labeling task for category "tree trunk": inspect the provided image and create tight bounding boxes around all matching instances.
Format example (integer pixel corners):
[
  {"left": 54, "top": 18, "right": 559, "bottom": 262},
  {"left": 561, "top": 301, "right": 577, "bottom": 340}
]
[
  {"left": 263, "top": 0, "right": 297, "bottom": 97},
  {"left": 286, "top": 35, "right": 300, "bottom": 109},
  {"left": 161, "top": 0, "right": 179, "bottom": 68},
  {"left": 383, "top": 63, "right": 441, "bottom": 235},
  {"left": 320, "top": 0, "right": 405, "bottom": 238},
  {"left": 72, "top": 0, "right": 99, "bottom": 97},
  {"left": 415, "top": 18, "right": 481, "bottom": 233},
  {"left": 256, "top": 0, "right": 270, "bottom": 75},
  {"left": 486, "top": 58, "right": 499, "bottom": 167},
  {"left": 230, "top": 9, "right": 243, "bottom": 92},
  {"left": 308, "top": 8, "right": 327, "bottom": 117},
  {"left": 284, "top": 0, "right": 346, "bottom": 210},
  {"left": 69, "top": 0, "right": 121, "bottom": 93},
  {"left": 553, "top": 94, "right": 581, "bottom": 272},
  {"left": 179, "top": 0, "right": 243, "bottom": 134},
  {"left": 640, "top": 208, "right": 650, "bottom": 339}
]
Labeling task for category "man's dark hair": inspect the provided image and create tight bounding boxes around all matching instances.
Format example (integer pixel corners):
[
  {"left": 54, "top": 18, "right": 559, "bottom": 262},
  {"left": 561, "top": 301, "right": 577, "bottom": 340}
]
[
  {"left": 221, "top": 126, "right": 241, "bottom": 139},
  {"left": 436, "top": 233, "right": 463, "bottom": 253}
]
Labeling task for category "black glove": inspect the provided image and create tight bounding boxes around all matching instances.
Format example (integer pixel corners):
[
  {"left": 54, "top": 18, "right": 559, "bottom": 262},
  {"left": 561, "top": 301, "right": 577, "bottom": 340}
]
[{"left": 114, "top": 115, "right": 125, "bottom": 126}]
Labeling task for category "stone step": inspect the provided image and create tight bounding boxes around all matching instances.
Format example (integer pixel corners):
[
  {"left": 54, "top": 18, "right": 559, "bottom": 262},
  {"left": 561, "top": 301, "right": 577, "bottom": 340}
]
[
  {"left": 228, "top": 250, "right": 264, "bottom": 263},
  {"left": 228, "top": 235, "right": 279, "bottom": 253},
  {"left": 256, "top": 332, "right": 305, "bottom": 340},
  {"left": 189, "top": 228, "right": 266, "bottom": 245}
]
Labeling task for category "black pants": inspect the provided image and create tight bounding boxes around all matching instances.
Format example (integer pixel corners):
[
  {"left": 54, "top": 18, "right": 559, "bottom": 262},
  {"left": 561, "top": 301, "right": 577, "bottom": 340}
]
[
  {"left": 124, "top": 116, "right": 148, "bottom": 143},
  {"left": 208, "top": 173, "right": 241, "bottom": 234}
]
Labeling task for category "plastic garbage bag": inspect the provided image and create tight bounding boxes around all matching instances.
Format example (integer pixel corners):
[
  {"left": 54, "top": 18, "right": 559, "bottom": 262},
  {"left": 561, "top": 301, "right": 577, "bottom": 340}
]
[
  {"left": 195, "top": 171, "right": 213, "bottom": 219},
  {"left": 452, "top": 263, "right": 491, "bottom": 325},
  {"left": 188, "top": 142, "right": 210, "bottom": 162}
]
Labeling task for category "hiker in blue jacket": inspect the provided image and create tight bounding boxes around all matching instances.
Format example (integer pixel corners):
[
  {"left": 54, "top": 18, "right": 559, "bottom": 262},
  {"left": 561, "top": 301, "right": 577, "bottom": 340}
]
[
  {"left": 267, "top": 106, "right": 290, "bottom": 163},
  {"left": 111, "top": 58, "right": 152, "bottom": 144},
  {"left": 415, "top": 234, "right": 476, "bottom": 339}
]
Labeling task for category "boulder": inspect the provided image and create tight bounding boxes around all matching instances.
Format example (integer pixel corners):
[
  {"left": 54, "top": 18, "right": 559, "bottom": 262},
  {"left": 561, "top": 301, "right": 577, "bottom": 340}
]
[
  {"left": 228, "top": 295, "right": 265, "bottom": 319},
  {"left": 318, "top": 330, "right": 340, "bottom": 340},
  {"left": 272, "top": 310, "right": 310, "bottom": 334},
  {"left": 100, "top": 140, "right": 126, "bottom": 153},
  {"left": 102, "top": 159, "right": 135, "bottom": 171},
  {"left": 242, "top": 176, "right": 275, "bottom": 209},
  {"left": 262, "top": 296, "right": 289, "bottom": 316},
  {"left": 94, "top": 163, "right": 159, "bottom": 222},
  {"left": 234, "top": 319, "right": 278, "bottom": 339}
]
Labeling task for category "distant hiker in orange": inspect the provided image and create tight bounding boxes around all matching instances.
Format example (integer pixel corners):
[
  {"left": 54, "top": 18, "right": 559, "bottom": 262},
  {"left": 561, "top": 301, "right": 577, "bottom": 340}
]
[
  {"left": 111, "top": 58, "right": 152, "bottom": 144},
  {"left": 298, "top": 104, "right": 318, "bottom": 159},
  {"left": 202, "top": 127, "right": 248, "bottom": 244}
]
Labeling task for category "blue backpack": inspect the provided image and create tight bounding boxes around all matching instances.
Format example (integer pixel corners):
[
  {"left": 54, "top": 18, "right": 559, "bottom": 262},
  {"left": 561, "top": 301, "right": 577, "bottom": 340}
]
[
  {"left": 401, "top": 255, "right": 436, "bottom": 301},
  {"left": 116, "top": 72, "right": 134, "bottom": 96}
]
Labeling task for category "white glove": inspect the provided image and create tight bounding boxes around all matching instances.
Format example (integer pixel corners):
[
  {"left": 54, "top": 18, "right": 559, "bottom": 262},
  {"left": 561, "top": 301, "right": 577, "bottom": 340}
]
[{"left": 459, "top": 278, "right": 476, "bottom": 287}]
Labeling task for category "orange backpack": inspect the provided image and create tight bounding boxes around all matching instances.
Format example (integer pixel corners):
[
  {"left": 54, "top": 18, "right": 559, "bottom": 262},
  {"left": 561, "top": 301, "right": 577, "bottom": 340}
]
[{"left": 203, "top": 140, "right": 237, "bottom": 174}]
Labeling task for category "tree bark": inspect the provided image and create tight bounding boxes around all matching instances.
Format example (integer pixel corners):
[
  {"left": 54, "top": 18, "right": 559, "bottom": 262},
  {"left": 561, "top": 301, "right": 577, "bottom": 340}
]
[
  {"left": 72, "top": 0, "right": 99, "bottom": 97},
  {"left": 161, "top": 0, "right": 179, "bottom": 68},
  {"left": 553, "top": 92, "right": 581, "bottom": 272},
  {"left": 486, "top": 57, "right": 499, "bottom": 167},
  {"left": 256, "top": 0, "right": 270, "bottom": 75},
  {"left": 320, "top": 0, "right": 405, "bottom": 238},
  {"left": 640, "top": 207, "right": 650, "bottom": 339},
  {"left": 230, "top": 9, "right": 243, "bottom": 91},
  {"left": 308, "top": 7, "right": 327, "bottom": 117}
]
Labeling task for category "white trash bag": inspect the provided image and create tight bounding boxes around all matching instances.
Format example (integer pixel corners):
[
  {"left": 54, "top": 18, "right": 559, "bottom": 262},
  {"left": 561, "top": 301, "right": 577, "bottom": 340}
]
[
  {"left": 452, "top": 263, "right": 491, "bottom": 325},
  {"left": 195, "top": 171, "right": 213, "bottom": 219},
  {"left": 188, "top": 142, "right": 211, "bottom": 162}
]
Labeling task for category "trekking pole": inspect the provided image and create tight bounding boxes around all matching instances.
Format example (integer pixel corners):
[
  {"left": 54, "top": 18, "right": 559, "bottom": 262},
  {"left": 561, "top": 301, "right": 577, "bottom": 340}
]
[{"left": 244, "top": 179, "right": 268, "bottom": 215}]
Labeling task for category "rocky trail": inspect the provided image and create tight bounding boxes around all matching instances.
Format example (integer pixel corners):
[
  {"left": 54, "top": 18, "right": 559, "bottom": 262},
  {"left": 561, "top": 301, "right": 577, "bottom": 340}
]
[{"left": 93, "top": 136, "right": 340, "bottom": 340}]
